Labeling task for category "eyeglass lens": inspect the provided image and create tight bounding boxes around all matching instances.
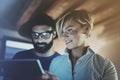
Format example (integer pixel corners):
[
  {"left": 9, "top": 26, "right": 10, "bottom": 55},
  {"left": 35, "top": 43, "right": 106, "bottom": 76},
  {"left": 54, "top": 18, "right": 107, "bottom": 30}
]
[{"left": 32, "top": 31, "right": 53, "bottom": 39}]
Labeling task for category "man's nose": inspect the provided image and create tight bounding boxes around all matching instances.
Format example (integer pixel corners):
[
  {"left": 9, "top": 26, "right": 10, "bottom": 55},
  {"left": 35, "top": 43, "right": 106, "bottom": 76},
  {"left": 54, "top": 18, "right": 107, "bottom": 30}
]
[{"left": 37, "top": 36, "right": 44, "bottom": 42}]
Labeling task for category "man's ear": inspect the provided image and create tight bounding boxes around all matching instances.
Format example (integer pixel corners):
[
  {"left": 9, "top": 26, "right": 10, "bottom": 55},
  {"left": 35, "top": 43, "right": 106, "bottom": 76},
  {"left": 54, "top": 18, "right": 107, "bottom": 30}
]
[{"left": 52, "top": 31, "right": 56, "bottom": 39}]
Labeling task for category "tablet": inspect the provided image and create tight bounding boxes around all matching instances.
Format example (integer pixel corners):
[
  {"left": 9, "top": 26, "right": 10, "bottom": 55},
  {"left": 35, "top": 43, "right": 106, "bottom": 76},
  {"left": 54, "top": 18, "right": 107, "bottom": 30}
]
[{"left": 0, "top": 59, "right": 45, "bottom": 80}]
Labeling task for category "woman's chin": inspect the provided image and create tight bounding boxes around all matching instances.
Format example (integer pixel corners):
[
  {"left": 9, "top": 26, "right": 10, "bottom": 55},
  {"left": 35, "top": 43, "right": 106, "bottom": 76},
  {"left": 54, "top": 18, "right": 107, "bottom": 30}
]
[{"left": 67, "top": 45, "right": 75, "bottom": 49}]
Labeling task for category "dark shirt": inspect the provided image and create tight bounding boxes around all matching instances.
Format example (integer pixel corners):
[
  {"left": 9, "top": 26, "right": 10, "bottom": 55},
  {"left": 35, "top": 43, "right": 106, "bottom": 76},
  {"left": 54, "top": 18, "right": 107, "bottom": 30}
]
[
  {"left": 6, "top": 49, "right": 60, "bottom": 80},
  {"left": 13, "top": 49, "right": 60, "bottom": 70}
]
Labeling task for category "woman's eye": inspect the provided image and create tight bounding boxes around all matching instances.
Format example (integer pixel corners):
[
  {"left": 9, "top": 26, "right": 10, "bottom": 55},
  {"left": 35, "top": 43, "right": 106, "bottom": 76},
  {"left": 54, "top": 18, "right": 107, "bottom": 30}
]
[{"left": 67, "top": 29, "right": 73, "bottom": 33}]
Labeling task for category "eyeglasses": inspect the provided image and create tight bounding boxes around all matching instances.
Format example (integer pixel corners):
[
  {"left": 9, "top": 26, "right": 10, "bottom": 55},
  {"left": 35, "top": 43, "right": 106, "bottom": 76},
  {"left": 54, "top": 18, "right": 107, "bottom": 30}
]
[{"left": 31, "top": 31, "right": 53, "bottom": 39}]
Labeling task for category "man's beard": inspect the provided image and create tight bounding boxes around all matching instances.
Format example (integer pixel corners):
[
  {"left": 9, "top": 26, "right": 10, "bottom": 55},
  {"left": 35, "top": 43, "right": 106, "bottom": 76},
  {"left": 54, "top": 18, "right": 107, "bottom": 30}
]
[{"left": 32, "top": 40, "right": 53, "bottom": 53}]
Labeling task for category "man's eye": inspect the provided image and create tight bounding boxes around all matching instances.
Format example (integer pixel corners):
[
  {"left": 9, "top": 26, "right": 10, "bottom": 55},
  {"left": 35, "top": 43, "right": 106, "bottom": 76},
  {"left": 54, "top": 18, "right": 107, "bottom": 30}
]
[
  {"left": 41, "top": 33, "right": 51, "bottom": 38},
  {"left": 33, "top": 33, "right": 38, "bottom": 37},
  {"left": 42, "top": 32, "right": 51, "bottom": 36}
]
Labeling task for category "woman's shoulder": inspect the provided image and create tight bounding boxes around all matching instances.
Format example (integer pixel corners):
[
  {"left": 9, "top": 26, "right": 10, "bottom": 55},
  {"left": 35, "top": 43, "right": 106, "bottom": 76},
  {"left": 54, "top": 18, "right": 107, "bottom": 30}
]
[
  {"left": 91, "top": 53, "right": 118, "bottom": 79},
  {"left": 49, "top": 54, "right": 68, "bottom": 71},
  {"left": 93, "top": 53, "right": 114, "bottom": 65},
  {"left": 92, "top": 53, "right": 116, "bottom": 72},
  {"left": 52, "top": 54, "right": 66, "bottom": 62}
]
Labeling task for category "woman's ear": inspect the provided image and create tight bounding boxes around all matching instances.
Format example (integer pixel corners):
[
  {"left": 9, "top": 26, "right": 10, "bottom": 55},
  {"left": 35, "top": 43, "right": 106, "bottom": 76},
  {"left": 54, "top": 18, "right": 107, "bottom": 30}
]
[
  {"left": 82, "top": 26, "right": 89, "bottom": 34},
  {"left": 82, "top": 26, "right": 90, "bottom": 37},
  {"left": 52, "top": 31, "right": 56, "bottom": 39}
]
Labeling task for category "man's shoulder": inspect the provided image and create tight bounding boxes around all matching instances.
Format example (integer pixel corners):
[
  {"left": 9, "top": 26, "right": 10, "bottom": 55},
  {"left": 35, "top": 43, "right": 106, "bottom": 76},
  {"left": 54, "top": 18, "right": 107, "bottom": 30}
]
[
  {"left": 13, "top": 49, "right": 34, "bottom": 59},
  {"left": 16, "top": 49, "right": 33, "bottom": 54}
]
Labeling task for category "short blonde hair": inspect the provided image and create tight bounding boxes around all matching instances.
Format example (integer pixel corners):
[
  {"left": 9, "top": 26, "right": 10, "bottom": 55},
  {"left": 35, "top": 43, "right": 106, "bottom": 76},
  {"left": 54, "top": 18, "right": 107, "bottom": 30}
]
[{"left": 56, "top": 9, "right": 94, "bottom": 38}]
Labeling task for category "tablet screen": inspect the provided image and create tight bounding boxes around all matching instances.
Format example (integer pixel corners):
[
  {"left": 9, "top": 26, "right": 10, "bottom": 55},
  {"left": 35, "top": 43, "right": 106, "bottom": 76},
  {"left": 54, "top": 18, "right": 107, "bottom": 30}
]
[{"left": 0, "top": 59, "right": 44, "bottom": 80}]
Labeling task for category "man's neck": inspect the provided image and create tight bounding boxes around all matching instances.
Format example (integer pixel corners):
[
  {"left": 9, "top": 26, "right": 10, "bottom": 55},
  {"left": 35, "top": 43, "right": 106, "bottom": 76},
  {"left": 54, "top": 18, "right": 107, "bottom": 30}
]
[{"left": 35, "top": 47, "right": 55, "bottom": 57}]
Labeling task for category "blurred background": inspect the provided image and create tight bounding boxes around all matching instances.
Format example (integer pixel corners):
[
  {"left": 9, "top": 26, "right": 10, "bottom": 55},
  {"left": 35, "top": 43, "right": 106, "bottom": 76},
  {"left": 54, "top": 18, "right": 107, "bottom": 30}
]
[{"left": 0, "top": 0, "right": 120, "bottom": 79}]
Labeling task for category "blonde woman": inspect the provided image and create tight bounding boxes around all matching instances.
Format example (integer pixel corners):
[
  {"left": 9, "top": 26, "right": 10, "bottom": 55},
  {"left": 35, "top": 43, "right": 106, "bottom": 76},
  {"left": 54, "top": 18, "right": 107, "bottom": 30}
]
[{"left": 42, "top": 10, "right": 118, "bottom": 80}]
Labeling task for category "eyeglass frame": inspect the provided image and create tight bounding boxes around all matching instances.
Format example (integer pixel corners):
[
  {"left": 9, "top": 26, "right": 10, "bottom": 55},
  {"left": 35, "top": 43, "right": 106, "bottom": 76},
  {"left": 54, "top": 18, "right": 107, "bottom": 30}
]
[{"left": 31, "top": 30, "right": 53, "bottom": 39}]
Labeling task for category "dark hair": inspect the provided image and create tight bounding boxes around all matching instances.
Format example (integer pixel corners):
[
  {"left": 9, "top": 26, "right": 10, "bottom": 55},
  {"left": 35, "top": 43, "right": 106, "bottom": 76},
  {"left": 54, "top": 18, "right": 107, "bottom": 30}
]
[{"left": 18, "top": 13, "right": 57, "bottom": 39}]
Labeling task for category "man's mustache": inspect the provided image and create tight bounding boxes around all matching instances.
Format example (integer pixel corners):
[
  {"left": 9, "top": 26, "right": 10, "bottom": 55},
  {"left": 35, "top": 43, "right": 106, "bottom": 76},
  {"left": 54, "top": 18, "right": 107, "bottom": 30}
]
[{"left": 36, "top": 42, "right": 47, "bottom": 46}]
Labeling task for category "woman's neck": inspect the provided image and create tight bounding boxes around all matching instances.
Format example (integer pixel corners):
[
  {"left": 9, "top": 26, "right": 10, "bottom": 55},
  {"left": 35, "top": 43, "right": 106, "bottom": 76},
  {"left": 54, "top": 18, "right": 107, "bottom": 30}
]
[
  {"left": 69, "top": 45, "right": 88, "bottom": 66},
  {"left": 71, "top": 46, "right": 88, "bottom": 58}
]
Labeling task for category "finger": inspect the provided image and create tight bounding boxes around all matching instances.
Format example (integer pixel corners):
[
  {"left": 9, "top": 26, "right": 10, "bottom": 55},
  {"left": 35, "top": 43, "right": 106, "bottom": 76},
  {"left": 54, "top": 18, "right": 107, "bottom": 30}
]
[
  {"left": 44, "top": 71, "right": 59, "bottom": 80},
  {"left": 41, "top": 71, "right": 59, "bottom": 80},
  {"left": 41, "top": 73, "right": 50, "bottom": 79}
]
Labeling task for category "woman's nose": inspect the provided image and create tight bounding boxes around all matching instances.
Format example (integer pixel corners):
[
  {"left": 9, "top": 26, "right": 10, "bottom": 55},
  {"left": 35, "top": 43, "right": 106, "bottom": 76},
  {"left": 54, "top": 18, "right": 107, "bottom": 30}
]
[{"left": 62, "top": 32, "right": 68, "bottom": 37}]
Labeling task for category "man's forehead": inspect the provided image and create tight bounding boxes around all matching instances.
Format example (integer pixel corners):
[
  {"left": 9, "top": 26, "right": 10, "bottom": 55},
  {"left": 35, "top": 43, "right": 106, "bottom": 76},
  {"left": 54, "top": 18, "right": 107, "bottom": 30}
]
[{"left": 32, "top": 25, "right": 52, "bottom": 32}]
